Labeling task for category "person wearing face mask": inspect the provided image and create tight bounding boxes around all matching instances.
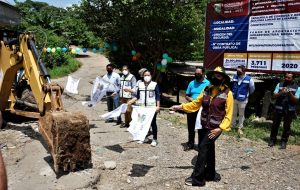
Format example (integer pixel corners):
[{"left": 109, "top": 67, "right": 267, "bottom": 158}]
[
  {"left": 128, "top": 70, "right": 160, "bottom": 147},
  {"left": 120, "top": 65, "right": 137, "bottom": 128},
  {"left": 171, "top": 67, "right": 233, "bottom": 187},
  {"left": 184, "top": 67, "right": 210, "bottom": 151},
  {"left": 231, "top": 65, "right": 255, "bottom": 135},
  {"left": 269, "top": 72, "right": 300, "bottom": 149},
  {"left": 103, "top": 64, "right": 122, "bottom": 124}
]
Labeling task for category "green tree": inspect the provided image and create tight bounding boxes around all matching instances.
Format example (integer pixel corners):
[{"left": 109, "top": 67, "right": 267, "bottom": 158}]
[{"left": 78, "top": 0, "right": 207, "bottom": 71}]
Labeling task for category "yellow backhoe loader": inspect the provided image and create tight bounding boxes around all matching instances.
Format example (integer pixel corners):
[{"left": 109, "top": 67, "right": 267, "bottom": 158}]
[{"left": 0, "top": 33, "right": 92, "bottom": 172}]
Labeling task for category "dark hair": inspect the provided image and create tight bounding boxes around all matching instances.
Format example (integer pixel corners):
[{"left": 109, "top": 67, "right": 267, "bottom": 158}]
[
  {"left": 285, "top": 72, "right": 295, "bottom": 79},
  {"left": 195, "top": 66, "right": 205, "bottom": 73},
  {"left": 143, "top": 70, "right": 150, "bottom": 76},
  {"left": 122, "top": 65, "right": 129, "bottom": 70},
  {"left": 106, "top": 64, "right": 114, "bottom": 68},
  {"left": 237, "top": 65, "right": 246, "bottom": 72}
]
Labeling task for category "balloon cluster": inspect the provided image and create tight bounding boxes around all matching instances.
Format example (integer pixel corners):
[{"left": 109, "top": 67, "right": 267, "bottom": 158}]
[
  {"left": 131, "top": 50, "right": 142, "bottom": 61},
  {"left": 42, "top": 46, "right": 114, "bottom": 54},
  {"left": 156, "top": 53, "right": 173, "bottom": 72}
]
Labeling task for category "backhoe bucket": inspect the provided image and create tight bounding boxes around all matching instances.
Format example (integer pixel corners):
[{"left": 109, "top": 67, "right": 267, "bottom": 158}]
[{"left": 39, "top": 111, "right": 92, "bottom": 172}]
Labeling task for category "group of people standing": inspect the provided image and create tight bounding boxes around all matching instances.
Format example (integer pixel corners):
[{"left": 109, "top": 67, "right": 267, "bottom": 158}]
[
  {"left": 171, "top": 65, "right": 299, "bottom": 187},
  {"left": 102, "top": 64, "right": 160, "bottom": 147}
]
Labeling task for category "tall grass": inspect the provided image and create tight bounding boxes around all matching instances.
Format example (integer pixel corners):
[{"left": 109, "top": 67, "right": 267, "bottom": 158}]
[{"left": 228, "top": 114, "right": 300, "bottom": 145}]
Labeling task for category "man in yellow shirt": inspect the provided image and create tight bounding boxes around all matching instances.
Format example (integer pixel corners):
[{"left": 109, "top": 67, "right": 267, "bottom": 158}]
[{"left": 171, "top": 67, "right": 233, "bottom": 187}]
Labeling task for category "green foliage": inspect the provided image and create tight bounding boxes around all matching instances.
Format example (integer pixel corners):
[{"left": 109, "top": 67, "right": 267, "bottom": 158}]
[
  {"left": 78, "top": 0, "right": 208, "bottom": 71},
  {"left": 41, "top": 51, "right": 72, "bottom": 68},
  {"left": 14, "top": 0, "right": 101, "bottom": 48},
  {"left": 47, "top": 56, "right": 81, "bottom": 78}
]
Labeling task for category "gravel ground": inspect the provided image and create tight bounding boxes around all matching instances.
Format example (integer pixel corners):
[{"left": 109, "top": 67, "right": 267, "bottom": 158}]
[{"left": 0, "top": 52, "right": 299, "bottom": 190}]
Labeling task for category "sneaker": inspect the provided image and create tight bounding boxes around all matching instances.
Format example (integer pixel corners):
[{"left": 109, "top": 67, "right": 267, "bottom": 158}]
[
  {"left": 184, "top": 177, "right": 193, "bottom": 186},
  {"left": 137, "top": 140, "right": 144, "bottom": 144},
  {"left": 238, "top": 128, "right": 244, "bottom": 135},
  {"left": 184, "top": 177, "right": 205, "bottom": 187},
  {"left": 279, "top": 142, "right": 287, "bottom": 149},
  {"left": 151, "top": 140, "right": 158, "bottom": 147}
]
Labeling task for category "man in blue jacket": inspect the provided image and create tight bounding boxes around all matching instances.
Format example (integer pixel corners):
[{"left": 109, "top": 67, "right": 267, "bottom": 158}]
[{"left": 231, "top": 65, "right": 255, "bottom": 135}]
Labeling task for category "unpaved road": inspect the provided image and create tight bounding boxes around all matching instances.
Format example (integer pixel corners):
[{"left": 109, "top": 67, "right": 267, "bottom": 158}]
[{"left": 1, "top": 52, "right": 300, "bottom": 190}]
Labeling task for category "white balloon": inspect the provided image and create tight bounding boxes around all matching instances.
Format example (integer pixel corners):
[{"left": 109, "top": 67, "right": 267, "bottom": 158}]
[{"left": 161, "top": 59, "right": 168, "bottom": 66}]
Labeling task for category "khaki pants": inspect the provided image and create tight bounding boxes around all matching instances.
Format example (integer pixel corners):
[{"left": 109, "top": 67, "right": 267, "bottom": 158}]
[{"left": 121, "top": 98, "right": 132, "bottom": 125}]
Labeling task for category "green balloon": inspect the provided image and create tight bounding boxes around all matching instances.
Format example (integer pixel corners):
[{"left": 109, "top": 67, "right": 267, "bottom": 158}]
[
  {"left": 167, "top": 57, "right": 173, "bottom": 63},
  {"left": 156, "top": 63, "right": 162, "bottom": 70},
  {"left": 56, "top": 47, "right": 61, "bottom": 52},
  {"left": 161, "top": 68, "right": 166, "bottom": 72}
]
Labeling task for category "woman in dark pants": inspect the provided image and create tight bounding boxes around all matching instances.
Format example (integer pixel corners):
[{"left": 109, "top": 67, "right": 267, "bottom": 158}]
[
  {"left": 171, "top": 67, "right": 233, "bottom": 186},
  {"left": 128, "top": 70, "right": 160, "bottom": 147}
]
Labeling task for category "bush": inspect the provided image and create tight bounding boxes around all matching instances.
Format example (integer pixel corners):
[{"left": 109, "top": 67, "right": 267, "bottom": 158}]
[{"left": 47, "top": 56, "right": 81, "bottom": 78}]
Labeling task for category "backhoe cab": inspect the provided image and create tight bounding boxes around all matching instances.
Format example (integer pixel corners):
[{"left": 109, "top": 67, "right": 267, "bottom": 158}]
[{"left": 0, "top": 33, "right": 91, "bottom": 172}]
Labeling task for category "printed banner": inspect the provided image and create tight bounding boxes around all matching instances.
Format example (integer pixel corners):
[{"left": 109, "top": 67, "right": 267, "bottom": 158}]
[
  {"left": 127, "top": 106, "right": 156, "bottom": 141},
  {"left": 204, "top": 0, "right": 300, "bottom": 73},
  {"left": 247, "top": 13, "right": 300, "bottom": 51},
  {"left": 247, "top": 53, "right": 272, "bottom": 70},
  {"left": 223, "top": 53, "right": 247, "bottom": 68},
  {"left": 82, "top": 76, "right": 109, "bottom": 107},
  {"left": 272, "top": 53, "right": 300, "bottom": 72},
  {"left": 65, "top": 75, "right": 80, "bottom": 94},
  {"left": 101, "top": 104, "right": 128, "bottom": 119}
]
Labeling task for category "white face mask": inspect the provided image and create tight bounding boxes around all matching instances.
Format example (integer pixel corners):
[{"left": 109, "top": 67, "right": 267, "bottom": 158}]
[
  {"left": 122, "top": 70, "right": 129, "bottom": 75},
  {"left": 144, "top": 76, "right": 151, "bottom": 82}
]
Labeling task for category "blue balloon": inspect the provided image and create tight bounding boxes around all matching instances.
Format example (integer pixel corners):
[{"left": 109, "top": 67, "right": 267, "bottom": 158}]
[
  {"left": 92, "top": 48, "right": 97, "bottom": 53},
  {"left": 62, "top": 47, "right": 67, "bottom": 52},
  {"left": 83, "top": 48, "right": 87, "bottom": 53},
  {"left": 46, "top": 47, "right": 51, "bottom": 53}
]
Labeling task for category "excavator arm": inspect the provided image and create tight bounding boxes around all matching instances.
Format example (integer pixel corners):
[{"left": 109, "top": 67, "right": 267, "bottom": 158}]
[{"left": 0, "top": 34, "right": 91, "bottom": 172}]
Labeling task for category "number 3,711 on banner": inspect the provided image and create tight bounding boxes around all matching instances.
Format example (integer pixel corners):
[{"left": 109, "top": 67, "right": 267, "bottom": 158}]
[{"left": 247, "top": 53, "right": 272, "bottom": 71}]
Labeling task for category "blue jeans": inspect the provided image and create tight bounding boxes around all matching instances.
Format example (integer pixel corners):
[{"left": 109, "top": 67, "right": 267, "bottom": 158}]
[{"left": 106, "top": 92, "right": 121, "bottom": 122}]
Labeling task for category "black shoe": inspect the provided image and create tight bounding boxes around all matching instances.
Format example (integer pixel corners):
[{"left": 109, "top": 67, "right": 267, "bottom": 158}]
[
  {"left": 105, "top": 119, "right": 113, "bottom": 123},
  {"left": 185, "top": 176, "right": 205, "bottom": 186},
  {"left": 279, "top": 142, "right": 287, "bottom": 149},
  {"left": 268, "top": 140, "right": 275, "bottom": 147},
  {"left": 120, "top": 123, "right": 129, "bottom": 128},
  {"left": 206, "top": 172, "right": 221, "bottom": 182},
  {"left": 184, "top": 177, "right": 193, "bottom": 186},
  {"left": 183, "top": 143, "right": 194, "bottom": 151},
  {"left": 116, "top": 120, "right": 122, "bottom": 125}
]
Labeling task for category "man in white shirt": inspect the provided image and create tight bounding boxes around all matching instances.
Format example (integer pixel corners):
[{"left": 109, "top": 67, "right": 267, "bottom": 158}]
[{"left": 102, "top": 64, "right": 122, "bottom": 124}]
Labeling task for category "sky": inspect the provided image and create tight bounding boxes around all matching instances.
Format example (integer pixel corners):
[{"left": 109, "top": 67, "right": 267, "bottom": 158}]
[{"left": 3, "top": 0, "right": 81, "bottom": 8}]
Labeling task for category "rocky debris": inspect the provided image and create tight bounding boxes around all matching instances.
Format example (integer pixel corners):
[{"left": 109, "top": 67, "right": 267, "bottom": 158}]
[{"left": 104, "top": 161, "right": 116, "bottom": 170}]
